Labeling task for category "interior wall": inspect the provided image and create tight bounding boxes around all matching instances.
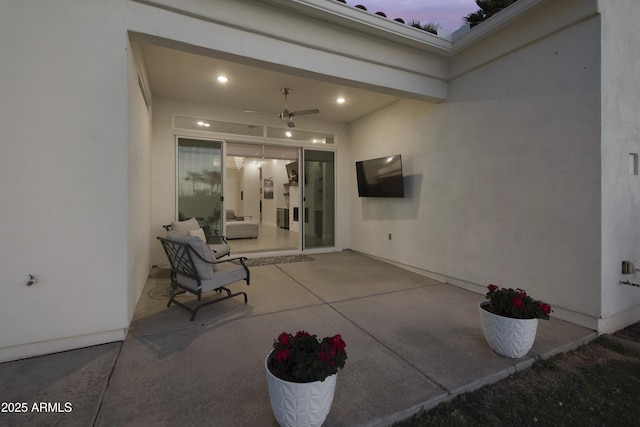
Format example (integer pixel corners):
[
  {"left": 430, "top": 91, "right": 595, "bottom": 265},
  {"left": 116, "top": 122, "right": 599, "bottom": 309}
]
[
  {"left": 0, "top": 0, "right": 130, "bottom": 361},
  {"left": 349, "top": 15, "right": 602, "bottom": 329},
  {"left": 242, "top": 161, "right": 262, "bottom": 222},
  {"left": 599, "top": 0, "right": 640, "bottom": 332},
  {"left": 226, "top": 163, "right": 240, "bottom": 213}
]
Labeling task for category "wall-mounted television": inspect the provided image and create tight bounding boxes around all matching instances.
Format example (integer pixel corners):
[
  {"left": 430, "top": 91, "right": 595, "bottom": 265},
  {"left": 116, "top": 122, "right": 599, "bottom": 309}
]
[
  {"left": 356, "top": 154, "right": 405, "bottom": 198},
  {"left": 286, "top": 161, "right": 298, "bottom": 185}
]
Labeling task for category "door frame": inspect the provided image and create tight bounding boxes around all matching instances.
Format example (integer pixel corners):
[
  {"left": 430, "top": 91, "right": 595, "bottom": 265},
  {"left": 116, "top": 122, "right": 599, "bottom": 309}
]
[{"left": 173, "top": 132, "right": 338, "bottom": 254}]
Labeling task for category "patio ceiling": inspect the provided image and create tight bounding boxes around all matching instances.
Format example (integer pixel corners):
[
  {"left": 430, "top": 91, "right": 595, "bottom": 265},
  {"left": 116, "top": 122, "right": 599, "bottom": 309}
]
[{"left": 140, "top": 42, "right": 403, "bottom": 125}]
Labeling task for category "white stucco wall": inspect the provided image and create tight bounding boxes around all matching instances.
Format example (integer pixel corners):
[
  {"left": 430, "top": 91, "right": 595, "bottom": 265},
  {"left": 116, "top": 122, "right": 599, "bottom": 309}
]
[
  {"left": 599, "top": 0, "right": 640, "bottom": 332},
  {"left": 2, "top": 0, "right": 635, "bottom": 362},
  {"left": 349, "top": 12, "right": 603, "bottom": 329},
  {"left": 127, "top": 41, "right": 153, "bottom": 319},
  {"left": 0, "top": 1, "right": 130, "bottom": 361}
]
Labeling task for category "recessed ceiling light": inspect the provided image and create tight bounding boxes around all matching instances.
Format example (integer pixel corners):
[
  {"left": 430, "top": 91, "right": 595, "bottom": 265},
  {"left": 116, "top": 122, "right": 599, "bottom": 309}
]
[
  {"left": 217, "top": 75, "right": 229, "bottom": 83},
  {"left": 336, "top": 97, "right": 346, "bottom": 104},
  {"left": 197, "top": 121, "right": 210, "bottom": 127},
  {"left": 285, "top": 131, "right": 293, "bottom": 138}
]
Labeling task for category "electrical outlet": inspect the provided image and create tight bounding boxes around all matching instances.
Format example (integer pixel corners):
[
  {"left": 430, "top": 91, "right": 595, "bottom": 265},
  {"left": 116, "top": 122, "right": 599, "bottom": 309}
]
[{"left": 622, "top": 261, "right": 635, "bottom": 274}]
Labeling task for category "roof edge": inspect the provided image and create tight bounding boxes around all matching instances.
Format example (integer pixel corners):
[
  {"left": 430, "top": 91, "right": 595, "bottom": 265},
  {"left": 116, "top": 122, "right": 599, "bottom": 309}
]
[
  {"left": 451, "top": 0, "right": 553, "bottom": 53},
  {"left": 254, "top": 0, "right": 454, "bottom": 55}
]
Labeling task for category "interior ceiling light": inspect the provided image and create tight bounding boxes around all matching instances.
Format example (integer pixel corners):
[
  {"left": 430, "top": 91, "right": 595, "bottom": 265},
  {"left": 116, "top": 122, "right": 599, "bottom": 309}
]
[
  {"left": 217, "top": 75, "right": 229, "bottom": 83},
  {"left": 336, "top": 97, "right": 346, "bottom": 104},
  {"left": 285, "top": 131, "right": 293, "bottom": 138},
  {"left": 196, "top": 121, "right": 210, "bottom": 127}
]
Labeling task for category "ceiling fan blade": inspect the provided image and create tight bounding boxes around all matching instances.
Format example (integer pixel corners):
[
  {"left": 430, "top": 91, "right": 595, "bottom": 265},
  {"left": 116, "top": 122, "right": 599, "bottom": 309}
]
[
  {"left": 290, "top": 109, "right": 319, "bottom": 117},
  {"left": 244, "top": 109, "right": 273, "bottom": 114}
]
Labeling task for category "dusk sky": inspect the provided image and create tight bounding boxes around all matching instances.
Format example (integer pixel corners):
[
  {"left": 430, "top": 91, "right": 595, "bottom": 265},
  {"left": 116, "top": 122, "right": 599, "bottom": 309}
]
[{"left": 351, "top": 0, "right": 480, "bottom": 32}]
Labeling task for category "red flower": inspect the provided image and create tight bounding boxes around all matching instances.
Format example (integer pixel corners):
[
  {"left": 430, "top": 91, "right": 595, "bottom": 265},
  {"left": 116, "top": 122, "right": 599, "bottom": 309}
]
[
  {"left": 485, "top": 284, "right": 551, "bottom": 320},
  {"left": 330, "top": 334, "right": 346, "bottom": 352},
  {"left": 277, "top": 332, "right": 290, "bottom": 345},
  {"left": 512, "top": 296, "right": 524, "bottom": 308},
  {"left": 270, "top": 330, "right": 348, "bottom": 382},
  {"left": 276, "top": 348, "right": 290, "bottom": 363}
]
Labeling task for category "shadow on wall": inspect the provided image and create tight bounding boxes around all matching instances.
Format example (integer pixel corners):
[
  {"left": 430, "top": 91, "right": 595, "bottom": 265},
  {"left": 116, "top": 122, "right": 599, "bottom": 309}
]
[{"left": 361, "top": 174, "right": 422, "bottom": 221}]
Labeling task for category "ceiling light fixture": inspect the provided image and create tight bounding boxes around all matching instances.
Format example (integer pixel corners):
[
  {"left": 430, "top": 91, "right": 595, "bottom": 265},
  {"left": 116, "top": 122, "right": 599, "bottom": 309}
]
[
  {"left": 285, "top": 131, "right": 293, "bottom": 138},
  {"left": 217, "top": 75, "right": 229, "bottom": 83},
  {"left": 336, "top": 97, "right": 346, "bottom": 104},
  {"left": 196, "top": 121, "right": 211, "bottom": 127}
]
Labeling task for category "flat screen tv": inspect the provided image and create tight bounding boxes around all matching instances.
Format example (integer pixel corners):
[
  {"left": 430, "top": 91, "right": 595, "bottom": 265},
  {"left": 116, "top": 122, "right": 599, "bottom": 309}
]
[
  {"left": 356, "top": 154, "right": 405, "bottom": 197},
  {"left": 285, "top": 161, "right": 298, "bottom": 184}
]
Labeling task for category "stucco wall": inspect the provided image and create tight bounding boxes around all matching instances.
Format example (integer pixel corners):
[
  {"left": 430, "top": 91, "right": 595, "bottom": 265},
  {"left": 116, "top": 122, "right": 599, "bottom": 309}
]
[
  {"left": 349, "top": 15, "right": 602, "bottom": 328},
  {"left": 2, "top": 0, "right": 631, "bottom": 362},
  {"left": 127, "top": 41, "right": 153, "bottom": 320},
  {"left": 599, "top": 0, "right": 640, "bottom": 332},
  {"left": 0, "top": 0, "right": 130, "bottom": 361}
]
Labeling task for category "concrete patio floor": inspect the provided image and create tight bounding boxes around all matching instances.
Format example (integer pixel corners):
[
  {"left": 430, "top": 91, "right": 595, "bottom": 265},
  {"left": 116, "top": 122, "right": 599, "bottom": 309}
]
[{"left": 0, "top": 250, "right": 597, "bottom": 426}]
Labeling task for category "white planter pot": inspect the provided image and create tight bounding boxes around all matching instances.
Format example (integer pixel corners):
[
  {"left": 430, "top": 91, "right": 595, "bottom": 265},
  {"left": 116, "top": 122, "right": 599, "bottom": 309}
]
[
  {"left": 265, "top": 353, "right": 336, "bottom": 427},
  {"left": 478, "top": 301, "right": 539, "bottom": 358}
]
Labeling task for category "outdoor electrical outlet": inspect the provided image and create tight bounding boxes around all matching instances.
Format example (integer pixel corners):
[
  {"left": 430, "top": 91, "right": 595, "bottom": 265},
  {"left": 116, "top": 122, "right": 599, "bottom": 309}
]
[
  {"left": 622, "top": 261, "right": 635, "bottom": 275},
  {"left": 388, "top": 233, "right": 392, "bottom": 240}
]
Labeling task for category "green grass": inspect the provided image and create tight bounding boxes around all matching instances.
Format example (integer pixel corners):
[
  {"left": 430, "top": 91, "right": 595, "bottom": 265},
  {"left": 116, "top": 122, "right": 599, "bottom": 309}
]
[{"left": 394, "top": 337, "right": 640, "bottom": 426}]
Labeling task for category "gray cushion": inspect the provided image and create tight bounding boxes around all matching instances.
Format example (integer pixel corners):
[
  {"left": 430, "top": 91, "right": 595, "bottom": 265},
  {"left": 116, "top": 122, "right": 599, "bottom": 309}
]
[
  {"left": 170, "top": 217, "right": 200, "bottom": 235},
  {"left": 209, "top": 243, "right": 230, "bottom": 258},
  {"left": 188, "top": 227, "right": 207, "bottom": 242},
  {"left": 166, "top": 230, "right": 217, "bottom": 277},
  {"left": 178, "top": 260, "right": 247, "bottom": 292}
]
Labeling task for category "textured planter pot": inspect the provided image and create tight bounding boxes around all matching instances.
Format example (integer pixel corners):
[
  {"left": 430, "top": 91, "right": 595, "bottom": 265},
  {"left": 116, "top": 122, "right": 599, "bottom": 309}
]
[
  {"left": 479, "top": 301, "right": 539, "bottom": 358},
  {"left": 265, "top": 352, "right": 337, "bottom": 427}
]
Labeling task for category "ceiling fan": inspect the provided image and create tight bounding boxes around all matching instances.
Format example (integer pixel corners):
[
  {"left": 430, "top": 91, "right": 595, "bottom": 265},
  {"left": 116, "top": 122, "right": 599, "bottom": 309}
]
[{"left": 276, "top": 88, "right": 320, "bottom": 128}]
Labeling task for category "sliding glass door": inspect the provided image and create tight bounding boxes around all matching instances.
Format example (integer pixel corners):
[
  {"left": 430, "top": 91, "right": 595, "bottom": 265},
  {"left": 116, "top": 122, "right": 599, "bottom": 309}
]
[
  {"left": 175, "top": 138, "right": 334, "bottom": 252},
  {"left": 177, "top": 138, "right": 224, "bottom": 241},
  {"left": 303, "top": 149, "right": 335, "bottom": 249}
]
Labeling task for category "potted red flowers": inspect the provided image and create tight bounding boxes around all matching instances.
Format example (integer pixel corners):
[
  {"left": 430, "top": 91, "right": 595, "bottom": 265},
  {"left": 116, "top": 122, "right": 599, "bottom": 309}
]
[
  {"left": 484, "top": 284, "right": 552, "bottom": 320},
  {"left": 479, "top": 284, "right": 552, "bottom": 358},
  {"left": 265, "top": 331, "right": 347, "bottom": 427}
]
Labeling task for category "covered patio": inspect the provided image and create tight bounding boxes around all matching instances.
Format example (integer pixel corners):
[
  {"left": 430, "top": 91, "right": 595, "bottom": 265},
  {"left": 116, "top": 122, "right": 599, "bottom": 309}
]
[{"left": 0, "top": 251, "right": 595, "bottom": 426}]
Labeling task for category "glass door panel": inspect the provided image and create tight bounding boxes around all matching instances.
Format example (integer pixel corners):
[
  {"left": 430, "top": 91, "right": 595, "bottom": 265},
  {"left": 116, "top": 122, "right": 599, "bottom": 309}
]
[
  {"left": 177, "top": 138, "right": 224, "bottom": 242},
  {"left": 303, "top": 149, "right": 335, "bottom": 249}
]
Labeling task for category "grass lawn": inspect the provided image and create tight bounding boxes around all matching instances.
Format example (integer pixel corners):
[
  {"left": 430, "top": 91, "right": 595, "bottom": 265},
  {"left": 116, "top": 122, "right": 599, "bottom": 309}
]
[{"left": 394, "top": 323, "right": 640, "bottom": 426}]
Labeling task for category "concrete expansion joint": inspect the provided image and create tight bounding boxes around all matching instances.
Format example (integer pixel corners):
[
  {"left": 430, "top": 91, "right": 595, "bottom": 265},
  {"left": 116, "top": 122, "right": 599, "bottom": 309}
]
[{"left": 93, "top": 343, "right": 124, "bottom": 425}]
